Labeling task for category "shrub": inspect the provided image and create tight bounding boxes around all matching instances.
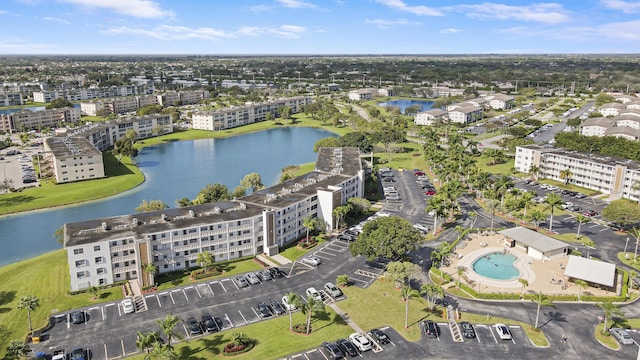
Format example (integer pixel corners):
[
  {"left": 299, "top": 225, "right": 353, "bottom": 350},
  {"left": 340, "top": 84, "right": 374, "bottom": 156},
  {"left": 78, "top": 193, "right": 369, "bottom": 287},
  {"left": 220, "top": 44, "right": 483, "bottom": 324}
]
[{"left": 291, "top": 324, "right": 311, "bottom": 334}]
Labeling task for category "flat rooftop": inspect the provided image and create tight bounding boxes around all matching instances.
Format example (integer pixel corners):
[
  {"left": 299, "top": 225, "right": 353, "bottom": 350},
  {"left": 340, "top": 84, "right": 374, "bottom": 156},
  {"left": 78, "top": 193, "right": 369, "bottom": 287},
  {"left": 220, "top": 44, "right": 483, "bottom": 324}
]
[{"left": 45, "top": 136, "right": 101, "bottom": 158}]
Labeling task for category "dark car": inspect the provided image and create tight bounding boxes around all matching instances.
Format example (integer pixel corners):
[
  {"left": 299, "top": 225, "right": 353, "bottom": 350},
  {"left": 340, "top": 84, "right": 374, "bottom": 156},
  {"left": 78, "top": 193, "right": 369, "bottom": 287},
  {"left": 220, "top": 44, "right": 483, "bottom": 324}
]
[
  {"left": 583, "top": 210, "right": 599, "bottom": 217},
  {"left": 257, "top": 302, "right": 272, "bottom": 318},
  {"left": 269, "top": 267, "right": 285, "bottom": 278},
  {"left": 186, "top": 317, "right": 202, "bottom": 335},
  {"left": 460, "top": 321, "right": 476, "bottom": 338},
  {"left": 336, "top": 338, "right": 359, "bottom": 357},
  {"left": 414, "top": 171, "right": 425, "bottom": 176},
  {"left": 202, "top": 313, "right": 219, "bottom": 332},
  {"left": 70, "top": 348, "right": 86, "bottom": 360},
  {"left": 322, "top": 341, "right": 344, "bottom": 359},
  {"left": 71, "top": 311, "right": 85, "bottom": 324},
  {"left": 268, "top": 298, "right": 286, "bottom": 315},
  {"left": 423, "top": 320, "right": 439, "bottom": 338},
  {"left": 257, "top": 269, "right": 273, "bottom": 281},
  {"left": 370, "top": 328, "right": 390, "bottom": 344}
]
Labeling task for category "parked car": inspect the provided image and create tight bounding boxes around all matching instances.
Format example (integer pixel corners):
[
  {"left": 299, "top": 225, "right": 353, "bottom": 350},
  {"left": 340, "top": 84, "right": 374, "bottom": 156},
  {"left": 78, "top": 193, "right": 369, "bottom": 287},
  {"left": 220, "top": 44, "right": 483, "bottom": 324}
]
[
  {"left": 583, "top": 210, "right": 599, "bottom": 217},
  {"left": 324, "top": 282, "right": 343, "bottom": 298},
  {"left": 611, "top": 328, "right": 634, "bottom": 345},
  {"left": 306, "top": 287, "right": 322, "bottom": 302},
  {"left": 337, "top": 233, "right": 355, "bottom": 242},
  {"left": 370, "top": 328, "right": 390, "bottom": 344},
  {"left": 494, "top": 324, "right": 512, "bottom": 340},
  {"left": 336, "top": 338, "right": 359, "bottom": 357},
  {"left": 269, "top": 267, "right": 285, "bottom": 278},
  {"left": 71, "top": 311, "right": 85, "bottom": 324},
  {"left": 566, "top": 205, "right": 582, "bottom": 212},
  {"left": 422, "top": 320, "right": 439, "bottom": 338},
  {"left": 245, "top": 272, "right": 261, "bottom": 284},
  {"left": 121, "top": 298, "right": 135, "bottom": 314},
  {"left": 561, "top": 202, "right": 574, "bottom": 209},
  {"left": 186, "top": 317, "right": 203, "bottom": 335},
  {"left": 460, "top": 321, "right": 476, "bottom": 338},
  {"left": 70, "top": 348, "right": 86, "bottom": 360},
  {"left": 322, "top": 341, "right": 344, "bottom": 359},
  {"left": 349, "top": 333, "right": 372, "bottom": 352},
  {"left": 256, "top": 302, "right": 272, "bottom": 318},
  {"left": 301, "top": 256, "right": 321, "bottom": 266},
  {"left": 282, "top": 294, "right": 298, "bottom": 311},
  {"left": 268, "top": 298, "right": 286, "bottom": 315},
  {"left": 202, "top": 313, "right": 219, "bottom": 332},
  {"left": 256, "top": 269, "right": 273, "bottom": 281},
  {"left": 425, "top": 189, "right": 436, "bottom": 196},
  {"left": 234, "top": 276, "right": 249, "bottom": 288},
  {"left": 574, "top": 193, "right": 588, "bottom": 199},
  {"left": 413, "top": 224, "right": 430, "bottom": 234},
  {"left": 375, "top": 211, "right": 390, "bottom": 217},
  {"left": 414, "top": 171, "right": 425, "bottom": 176}
]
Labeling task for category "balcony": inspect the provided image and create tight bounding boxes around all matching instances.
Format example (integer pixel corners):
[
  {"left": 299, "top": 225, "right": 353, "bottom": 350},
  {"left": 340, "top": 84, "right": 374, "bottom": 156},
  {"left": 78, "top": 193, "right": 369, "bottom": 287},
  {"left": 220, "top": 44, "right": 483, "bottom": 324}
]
[
  {"left": 110, "top": 243, "right": 135, "bottom": 252},
  {"left": 112, "top": 254, "right": 137, "bottom": 263},
  {"left": 112, "top": 265, "right": 137, "bottom": 274},
  {"left": 174, "top": 243, "right": 201, "bottom": 252}
]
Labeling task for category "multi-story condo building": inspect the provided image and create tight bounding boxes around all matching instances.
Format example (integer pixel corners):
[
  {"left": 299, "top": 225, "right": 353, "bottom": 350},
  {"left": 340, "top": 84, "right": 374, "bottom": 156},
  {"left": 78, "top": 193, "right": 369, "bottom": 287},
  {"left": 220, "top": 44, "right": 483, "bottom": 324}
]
[
  {"left": 600, "top": 102, "right": 625, "bottom": 117},
  {"left": 414, "top": 109, "right": 447, "bottom": 126},
  {"left": 0, "top": 93, "right": 24, "bottom": 106},
  {"left": 485, "top": 93, "right": 515, "bottom": 110},
  {"left": 580, "top": 115, "right": 640, "bottom": 140},
  {"left": 33, "top": 85, "right": 152, "bottom": 103},
  {"left": 0, "top": 107, "right": 81, "bottom": 133},
  {"left": 192, "top": 97, "right": 312, "bottom": 131},
  {"left": 448, "top": 105, "right": 483, "bottom": 124},
  {"left": 347, "top": 87, "right": 397, "bottom": 101},
  {"left": 64, "top": 147, "right": 364, "bottom": 290},
  {"left": 43, "top": 136, "right": 105, "bottom": 184},
  {"left": 515, "top": 144, "right": 640, "bottom": 200}
]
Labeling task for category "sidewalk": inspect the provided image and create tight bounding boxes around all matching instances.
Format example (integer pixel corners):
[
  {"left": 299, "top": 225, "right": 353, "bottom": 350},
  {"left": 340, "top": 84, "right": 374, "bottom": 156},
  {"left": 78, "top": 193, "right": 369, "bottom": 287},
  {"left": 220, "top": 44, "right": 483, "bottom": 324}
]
[{"left": 328, "top": 303, "right": 364, "bottom": 333}]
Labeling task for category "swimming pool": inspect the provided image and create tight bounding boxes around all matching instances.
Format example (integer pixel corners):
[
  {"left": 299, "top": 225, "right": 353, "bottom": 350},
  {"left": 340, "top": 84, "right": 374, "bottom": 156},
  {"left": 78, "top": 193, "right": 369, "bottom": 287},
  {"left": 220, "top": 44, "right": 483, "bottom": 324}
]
[{"left": 472, "top": 252, "right": 520, "bottom": 280}]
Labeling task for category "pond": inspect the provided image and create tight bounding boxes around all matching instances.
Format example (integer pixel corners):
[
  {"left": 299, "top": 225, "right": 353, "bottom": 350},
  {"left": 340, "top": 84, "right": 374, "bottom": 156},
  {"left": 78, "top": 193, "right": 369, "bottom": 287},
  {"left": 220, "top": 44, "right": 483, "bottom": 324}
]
[
  {"left": 0, "top": 127, "right": 336, "bottom": 265},
  {"left": 376, "top": 99, "right": 434, "bottom": 114}
]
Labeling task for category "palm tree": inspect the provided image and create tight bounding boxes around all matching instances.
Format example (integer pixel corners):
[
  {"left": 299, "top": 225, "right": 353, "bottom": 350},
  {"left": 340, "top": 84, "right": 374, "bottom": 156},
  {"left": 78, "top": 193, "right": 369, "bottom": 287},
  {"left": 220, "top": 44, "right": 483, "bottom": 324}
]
[
  {"left": 519, "top": 278, "right": 529, "bottom": 295},
  {"left": 400, "top": 286, "right": 420, "bottom": 329},
  {"left": 5, "top": 340, "right": 31, "bottom": 359},
  {"left": 532, "top": 291, "right": 554, "bottom": 329},
  {"left": 17, "top": 295, "right": 39, "bottom": 331},
  {"left": 136, "top": 331, "right": 160, "bottom": 354},
  {"left": 284, "top": 291, "right": 302, "bottom": 331},
  {"left": 426, "top": 196, "right": 447, "bottom": 235},
  {"left": 574, "top": 279, "right": 588, "bottom": 301},
  {"left": 146, "top": 341, "right": 179, "bottom": 360},
  {"left": 302, "top": 215, "right": 316, "bottom": 242},
  {"left": 520, "top": 191, "right": 536, "bottom": 224},
  {"left": 155, "top": 313, "right": 183, "bottom": 346},
  {"left": 629, "top": 227, "right": 640, "bottom": 262},
  {"left": 456, "top": 267, "right": 466, "bottom": 288},
  {"left": 469, "top": 211, "right": 478, "bottom": 231},
  {"left": 597, "top": 300, "right": 624, "bottom": 333},
  {"left": 559, "top": 168, "right": 573, "bottom": 186},
  {"left": 575, "top": 214, "right": 591, "bottom": 239},
  {"left": 142, "top": 263, "right": 158, "bottom": 287},
  {"left": 430, "top": 242, "right": 452, "bottom": 270},
  {"left": 196, "top": 251, "right": 214, "bottom": 273},
  {"left": 528, "top": 210, "right": 546, "bottom": 229},
  {"left": 300, "top": 296, "right": 324, "bottom": 335},
  {"left": 529, "top": 165, "right": 540, "bottom": 181},
  {"left": 544, "top": 193, "right": 564, "bottom": 232},
  {"left": 487, "top": 199, "right": 500, "bottom": 231},
  {"left": 493, "top": 175, "right": 514, "bottom": 207},
  {"left": 420, "top": 283, "right": 444, "bottom": 311},
  {"left": 583, "top": 239, "right": 596, "bottom": 258},
  {"left": 88, "top": 285, "right": 99, "bottom": 300}
]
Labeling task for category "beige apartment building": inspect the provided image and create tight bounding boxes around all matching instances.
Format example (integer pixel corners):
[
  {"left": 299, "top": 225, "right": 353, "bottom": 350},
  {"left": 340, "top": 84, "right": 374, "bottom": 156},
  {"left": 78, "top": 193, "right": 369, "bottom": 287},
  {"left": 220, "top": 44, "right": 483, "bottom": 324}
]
[
  {"left": 43, "top": 136, "right": 105, "bottom": 184},
  {"left": 0, "top": 107, "right": 81, "bottom": 133}
]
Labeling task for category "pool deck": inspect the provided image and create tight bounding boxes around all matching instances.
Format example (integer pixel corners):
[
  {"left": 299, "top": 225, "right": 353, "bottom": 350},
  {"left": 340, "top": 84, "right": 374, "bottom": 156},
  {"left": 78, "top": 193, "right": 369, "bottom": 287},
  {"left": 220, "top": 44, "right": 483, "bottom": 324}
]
[{"left": 441, "top": 232, "right": 612, "bottom": 297}]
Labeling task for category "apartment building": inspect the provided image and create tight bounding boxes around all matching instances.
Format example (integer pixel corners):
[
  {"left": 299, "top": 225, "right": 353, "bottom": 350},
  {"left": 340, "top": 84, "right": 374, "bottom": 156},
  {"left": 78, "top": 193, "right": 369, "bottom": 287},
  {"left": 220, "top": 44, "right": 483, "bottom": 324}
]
[
  {"left": 0, "top": 93, "right": 23, "bottom": 106},
  {"left": 192, "top": 97, "right": 313, "bottom": 131},
  {"left": 43, "top": 136, "right": 105, "bottom": 184},
  {"left": 580, "top": 115, "right": 640, "bottom": 140},
  {"left": 33, "top": 85, "right": 152, "bottom": 103},
  {"left": 448, "top": 105, "right": 483, "bottom": 124},
  {"left": 515, "top": 144, "right": 640, "bottom": 200},
  {"left": 348, "top": 89, "right": 376, "bottom": 101},
  {"left": 600, "top": 102, "right": 625, "bottom": 117},
  {"left": 485, "top": 93, "right": 515, "bottom": 110},
  {"left": 0, "top": 107, "right": 81, "bottom": 133},
  {"left": 414, "top": 109, "right": 447, "bottom": 126},
  {"left": 64, "top": 147, "right": 364, "bottom": 290}
]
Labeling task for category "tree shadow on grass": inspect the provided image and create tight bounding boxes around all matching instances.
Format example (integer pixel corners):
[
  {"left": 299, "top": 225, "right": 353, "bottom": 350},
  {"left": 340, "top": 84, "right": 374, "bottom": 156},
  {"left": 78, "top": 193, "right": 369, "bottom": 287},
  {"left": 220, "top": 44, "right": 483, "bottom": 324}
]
[
  {"left": 0, "top": 195, "right": 39, "bottom": 208},
  {"left": 180, "top": 334, "right": 225, "bottom": 359},
  {"left": 99, "top": 291, "right": 111, "bottom": 300},
  {"left": 0, "top": 291, "right": 16, "bottom": 306}
]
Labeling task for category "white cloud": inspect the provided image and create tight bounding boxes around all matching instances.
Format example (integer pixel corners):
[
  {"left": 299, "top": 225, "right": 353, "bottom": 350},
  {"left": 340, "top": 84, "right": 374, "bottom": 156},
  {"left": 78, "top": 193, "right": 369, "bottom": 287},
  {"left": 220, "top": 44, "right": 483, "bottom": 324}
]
[
  {"left": 247, "top": 4, "right": 272, "bottom": 13},
  {"left": 268, "top": 25, "right": 308, "bottom": 38},
  {"left": 374, "top": 0, "right": 443, "bottom": 16},
  {"left": 455, "top": 3, "right": 570, "bottom": 24},
  {"left": 600, "top": 0, "right": 640, "bottom": 13},
  {"left": 498, "top": 19, "right": 640, "bottom": 42},
  {"left": 364, "top": 18, "right": 420, "bottom": 29},
  {"left": 276, "top": 0, "right": 317, "bottom": 9},
  {"left": 595, "top": 19, "right": 640, "bottom": 40},
  {"left": 0, "top": 10, "right": 7, "bottom": 15},
  {"left": 439, "top": 28, "right": 462, "bottom": 34},
  {"left": 59, "top": 0, "right": 173, "bottom": 18},
  {"left": 43, "top": 16, "right": 71, "bottom": 24},
  {"left": 103, "top": 24, "right": 309, "bottom": 40}
]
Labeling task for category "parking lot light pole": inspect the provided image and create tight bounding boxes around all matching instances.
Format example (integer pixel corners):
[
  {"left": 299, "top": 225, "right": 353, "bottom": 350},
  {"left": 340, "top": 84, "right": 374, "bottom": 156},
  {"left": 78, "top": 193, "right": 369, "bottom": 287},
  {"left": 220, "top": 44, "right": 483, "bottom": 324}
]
[{"left": 625, "top": 237, "right": 630, "bottom": 254}]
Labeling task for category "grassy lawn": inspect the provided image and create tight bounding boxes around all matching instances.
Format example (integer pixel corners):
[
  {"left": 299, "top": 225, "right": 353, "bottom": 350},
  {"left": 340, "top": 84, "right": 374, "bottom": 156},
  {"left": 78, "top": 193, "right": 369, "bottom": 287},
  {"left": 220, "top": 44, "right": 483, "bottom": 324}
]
[
  {"left": 375, "top": 142, "right": 425, "bottom": 171},
  {"left": 0, "top": 153, "right": 143, "bottom": 216},
  {"left": 0, "top": 250, "right": 124, "bottom": 357},
  {"left": 594, "top": 323, "right": 620, "bottom": 350},
  {"left": 474, "top": 156, "right": 515, "bottom": 175},
  {"left": 155, "top": 259, "right": 264, "bottom": 291},
  {"left": 617, "top": 252, "right": 640, "bottom": 271},
  {"left": 126, "top": 307, "right": 353, "bottom": 360},
  {"left": 552, "top": 232, "right": 594, "bottom": 245}
]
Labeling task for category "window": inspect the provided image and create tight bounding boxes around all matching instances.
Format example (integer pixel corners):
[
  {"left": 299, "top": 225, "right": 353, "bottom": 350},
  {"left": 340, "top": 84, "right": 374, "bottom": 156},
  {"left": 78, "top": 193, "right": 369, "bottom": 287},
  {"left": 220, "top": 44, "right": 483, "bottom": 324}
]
[
  {"left": 73, "top": 248, "right": 84, "bottom": 255},
  {"left": 97, "top": 268, "right": 106, "bottom": 275},
  {"left": 93, "top": 245, "right": 101, "bottom": 251},
  {"left": 76, "top": 271, "right": 88, "bottom": 279},
  {"left": 75, "top": 260, "right": 86, "bottom": 267},
  {"left": 99, "top": 278, "right": 106, "bottom": 285},
  {"left": 95, "top": 257, "right": 103, "bottom": 264}
]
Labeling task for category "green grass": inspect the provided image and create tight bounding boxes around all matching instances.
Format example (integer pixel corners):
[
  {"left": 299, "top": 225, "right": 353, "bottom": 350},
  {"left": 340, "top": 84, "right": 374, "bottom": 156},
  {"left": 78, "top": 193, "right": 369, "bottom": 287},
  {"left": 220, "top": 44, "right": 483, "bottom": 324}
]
[
  {"left": 594, "top": 323, "right": 620, "bottom": 350},
  {"left": 474, "top": 155, "right": 515, "bottom": 175},
  {"left": 0, "top": 250, "right": 123, "bottom": 357},
  {"left": 375, "top": 142, "right": 425, "bottom": 171},
  {"left": 126, "top": 307, "right": 353, "bottom": 360},
  {"left": 0, "top": 153, "right": 143, "bottom": 216},
  {"left": 552, "top": 232, "right": 594, "bottom": 245},
  {"left": 617, "top": 252, "right": 640, "bottom": 271},
  {"left": 460, "top": 312, "right": 549, "bottom": 347},
  {"left": 155, "top": 259, "right": 263, "bottom": 291}
]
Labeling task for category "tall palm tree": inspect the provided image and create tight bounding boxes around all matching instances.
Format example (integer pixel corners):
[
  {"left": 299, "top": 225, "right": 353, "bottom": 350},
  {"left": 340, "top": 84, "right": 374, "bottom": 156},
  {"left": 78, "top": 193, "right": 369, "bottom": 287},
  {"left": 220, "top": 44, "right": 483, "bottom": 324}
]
[
  {"left": 533, "top": 291, "right": 554, "bottom": 329},
  {"left": 574, "top": 279, "right": 588, "bottom": 301},
  {"left": 597, "top": 300, "right": 624, "bottom": 333},
  {"left": 520, "top": 191, "right": 536, "bottom": 224},
  {"left": 302, "top": 215, "right": 316, "bottom": 242},
  {"left": 529, "top": 164, "right": 540, "bottom": 181},
  {"left": 420, "top": 283, "right": 444, "bottom": 311},
  {"left": 575, "top": 214, "right": 591, "bottom": 239},
  {"left": 559, "top": 168, "right": 573, "bottom": 186},
  {"left": 456, "top": 267, "right": 466, "bottom": 288},
  {"left": 519, "top": 278, "right": 529, "bottom": 295},
  {"left": 136, "top": 331, "right": 160, "bottom": 354},
  {"left": 155, "top": 313, "right": 183, "bottom": 346},
  {"left": 17, "top": 295, "right": 39, "bottom": 331},
  {"left": 629, "top": 227, "right": 640, "bottom": 261},
  {"left": 142, "top": 262, "right": 158, "bottom": 287},
  {"left": 300, "top": 296, "right": 324, "bottom": 335},
  {"left": 146, "top": 341, "right": 179, "bottom": 360},
  {"left": 284, "top": 291, "right": 302, "bottom": 331},
  {"left": 544, "top": 193, "right": 564, "bottom": 232},
  {"left": 401, "top": 286, "right": 420, "bottom": 329},
  {"left": 426, "top": 196, "right": 447, "bottom": 235},
  {"left": 487, "top": 199, "right": 500, "bottom": 231},
  {"left": 528, "top": 210, "right": 546, "bottom": 229},
  {"left": 493, "top": 175, "right": 514, "bottom": 207},
  {"left": 196, "top": 251, "right": 214, "bottom": 273}
]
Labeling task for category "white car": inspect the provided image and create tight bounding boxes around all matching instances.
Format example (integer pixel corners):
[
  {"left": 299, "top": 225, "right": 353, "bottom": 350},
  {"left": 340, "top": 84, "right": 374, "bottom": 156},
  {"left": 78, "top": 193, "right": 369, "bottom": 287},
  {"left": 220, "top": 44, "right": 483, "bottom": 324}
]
[
  {"left": 121, "top": 298, "right": 135, "bottom": 314},
  {"left": 306, "top": 287, "right": 322, "bottom": 302},
  {"left": 413, "top": 224, "right": 430, "bottom": 234},
  {"left": 301, "top": 256, "right": 321, "bottom": 266},
  {"left": 611, "top": 328, "right": 634, "bottom": 345},
  {"left": 349, "top": 333, "right": 372, "bottom": 351},
  {"left": 494, "top": 324, "right": 512, "bottom": 340},
  {"left": 281, "top": 295, "right": 298, "bottom": 311}
]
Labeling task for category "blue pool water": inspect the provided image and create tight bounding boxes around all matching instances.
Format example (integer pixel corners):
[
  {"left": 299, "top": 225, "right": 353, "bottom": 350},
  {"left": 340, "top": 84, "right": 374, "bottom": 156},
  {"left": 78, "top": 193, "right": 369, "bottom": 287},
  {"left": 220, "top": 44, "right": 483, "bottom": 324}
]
[{"left": 472, "top": 253, "right": 520, "bottom": 280}]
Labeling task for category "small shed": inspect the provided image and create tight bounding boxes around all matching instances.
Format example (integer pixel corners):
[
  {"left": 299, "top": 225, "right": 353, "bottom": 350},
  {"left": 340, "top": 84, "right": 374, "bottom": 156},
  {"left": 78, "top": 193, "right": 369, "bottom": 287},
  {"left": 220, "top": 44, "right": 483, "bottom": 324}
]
[
  {"left": 564, "top": 255, "right": 617, "bottom": 292},
  {"left": 498, "top": 227, "right": 569, "bottom": 261}
]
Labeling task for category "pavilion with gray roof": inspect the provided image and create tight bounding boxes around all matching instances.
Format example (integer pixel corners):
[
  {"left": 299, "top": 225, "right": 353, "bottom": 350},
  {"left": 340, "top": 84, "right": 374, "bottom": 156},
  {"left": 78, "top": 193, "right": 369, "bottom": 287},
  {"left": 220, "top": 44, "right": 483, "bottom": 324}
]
[{"left": 498, "top": 227, "right": 569, "bottom": 261}]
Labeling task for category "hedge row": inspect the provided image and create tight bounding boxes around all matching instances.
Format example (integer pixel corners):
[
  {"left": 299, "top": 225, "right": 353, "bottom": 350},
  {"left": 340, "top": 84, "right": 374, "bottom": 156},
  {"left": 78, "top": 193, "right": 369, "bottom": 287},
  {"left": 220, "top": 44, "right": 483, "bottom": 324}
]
[{"left": 68, "top": 280, "right": 128, "bottom": 296}]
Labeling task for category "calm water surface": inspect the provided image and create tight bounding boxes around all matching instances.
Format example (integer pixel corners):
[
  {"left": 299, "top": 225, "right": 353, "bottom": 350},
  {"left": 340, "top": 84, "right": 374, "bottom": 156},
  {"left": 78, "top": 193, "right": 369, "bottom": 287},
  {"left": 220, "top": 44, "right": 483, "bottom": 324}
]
[
  {"left": 376, "top": 99, "right": 434, "bottom": 114},
  {"left": 0, "top": 127, "right": 335, "bottom": 265}
]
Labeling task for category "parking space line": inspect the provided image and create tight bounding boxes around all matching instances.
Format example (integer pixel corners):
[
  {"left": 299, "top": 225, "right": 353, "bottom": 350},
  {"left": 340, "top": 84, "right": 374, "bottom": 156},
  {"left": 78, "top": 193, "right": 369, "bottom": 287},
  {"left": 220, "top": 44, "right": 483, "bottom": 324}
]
[
  {"left": 600, "top": 227, "right": 608, "bottom": 232},
  {"left": 101, "top": 306, "right": 105, "bottom": 321},
  {"left": 349, "top": 277, "right": 370, "bottom": 284},
  {"left": 182, "top": 288, "right": 189, "bottom": 301},
  {"left": 225, "top": 313, "right": 234, "bottom": 328},
  {"left": 170, "top": 290, "right": 179, "bottom": 304},
  {"left": 194, "top": 285, "right": 202, "bottom": 298},
  {"left": 66, "top": 314, "right": 70, "bottom": 329},
  {"left": 251, "top": 308, "right": 260, "bottom": 322},
  {"left": 183, "top": 324, "right": 191, "bottom": 339},
  {"left": 121, "top": 339, "right": 126, "bottom": 357},
  {"left": 103, "top": 343, "right": 108, "bottom": 360},
  {"left": 207, "top": 282, "right": 214, "bottom": 295},
  {"left": 488, "top": 327, "right": 498, "bottom": 343},
  {"left": 238, "top": 310, "right": 248, "bottom": 324}
]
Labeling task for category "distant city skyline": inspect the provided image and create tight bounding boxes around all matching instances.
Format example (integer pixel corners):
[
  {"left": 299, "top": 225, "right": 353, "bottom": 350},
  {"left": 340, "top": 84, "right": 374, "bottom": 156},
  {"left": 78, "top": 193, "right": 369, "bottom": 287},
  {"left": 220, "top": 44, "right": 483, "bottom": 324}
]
[{"left": 1, "top": 0, "right": 640, "bottom": 54}]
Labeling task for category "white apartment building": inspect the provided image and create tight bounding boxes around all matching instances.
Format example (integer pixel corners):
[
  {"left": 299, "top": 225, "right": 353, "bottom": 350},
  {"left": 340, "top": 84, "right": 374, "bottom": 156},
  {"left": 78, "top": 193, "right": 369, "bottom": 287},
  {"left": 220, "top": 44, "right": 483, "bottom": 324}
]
[
  {"left": 515, "top": 145, "right": 640, "bottom": 200},
  {"left": 580, "top": 118, "right": 616, "bottom": 137},
  {"left": 43, "top": 137, "right": 106, "bottom": 184},
  {"left": 448, "top": 105, "right": 483, "bottom": 124},
  {"left": 485, "top": 93, "right": 515, "bottom": 110},
  {"left": 192, "top": 97, "right": 312, "bottom": 131},
  {"left": 0, "top": 93, "right": 23, "bottom": 106},
  {"left": 64, "top": 147, "right": 365, "bottom": 290},
  {"left": 580, "top": 115, "right": 640, "bottom": 140},
  {"left": 414, "top": 109, "right": 447, "bottom": 126},
  {"left": 600, "top": 102, "right": 625, "bottom": 117},
  {"left": 348, "top": 89, "right": 376, "bottom": 101},
  {"left": 0, "top": 107, "right": 81, "bottom": 133},
  {"left": 34, "top": 85, "right": 152, "bottom": 103}
]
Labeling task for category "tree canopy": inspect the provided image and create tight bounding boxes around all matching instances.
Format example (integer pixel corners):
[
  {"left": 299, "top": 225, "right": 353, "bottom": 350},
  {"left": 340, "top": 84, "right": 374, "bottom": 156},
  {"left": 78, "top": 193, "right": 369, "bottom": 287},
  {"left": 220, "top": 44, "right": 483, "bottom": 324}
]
[
  {"left": 602, "top": 199, "right": 640, "bottom": 226},
  {"left": 193, "top": 183, "right": 231, "bottom": 204},
  {"left": 45, "top": 98, "right": 73, "bottom": 109},
  {"left": 349, "top": 216, "right": 422, "bottom": 260},
  {"left": 555, "top": 132, "right": 640, "bottom": 162},
  {"left": 135, "top": 199, "right": 169, "bottom": 213},
  {"left": 240, "top": 173, "right": 264, "bottom": 193}
]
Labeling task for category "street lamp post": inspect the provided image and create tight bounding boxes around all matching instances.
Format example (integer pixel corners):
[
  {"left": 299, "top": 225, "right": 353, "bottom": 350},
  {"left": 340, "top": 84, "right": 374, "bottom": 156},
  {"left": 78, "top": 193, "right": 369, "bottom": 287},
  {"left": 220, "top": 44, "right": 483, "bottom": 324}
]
[{"left": 625, "top": 237, "right": 630, "bottom": 254}]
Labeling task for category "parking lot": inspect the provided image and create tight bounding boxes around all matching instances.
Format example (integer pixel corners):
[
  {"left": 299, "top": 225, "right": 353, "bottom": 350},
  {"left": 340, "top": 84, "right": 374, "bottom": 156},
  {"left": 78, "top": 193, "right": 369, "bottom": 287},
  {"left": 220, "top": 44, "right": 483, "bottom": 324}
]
[{"left": 0, "top": 146, "right": 41, "bottom": 190}]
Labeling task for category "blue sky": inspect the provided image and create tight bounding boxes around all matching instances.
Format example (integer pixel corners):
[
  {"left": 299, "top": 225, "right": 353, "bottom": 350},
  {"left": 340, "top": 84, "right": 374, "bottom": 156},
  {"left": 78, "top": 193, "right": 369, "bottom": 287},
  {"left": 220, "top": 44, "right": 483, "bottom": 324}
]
[{"left": 1, "top": 0, "right": 640, "bottom": 54}]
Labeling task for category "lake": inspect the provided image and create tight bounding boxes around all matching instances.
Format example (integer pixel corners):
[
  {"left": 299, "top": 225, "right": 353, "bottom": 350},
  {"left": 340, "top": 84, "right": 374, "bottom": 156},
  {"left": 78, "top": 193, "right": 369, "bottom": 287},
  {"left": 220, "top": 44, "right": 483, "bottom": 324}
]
[
  {"left": 377, "top": 99, "right": 434, "bottom": 114},
  {"left": 0, "top": 127, "right": 335, "bottom": 265}
]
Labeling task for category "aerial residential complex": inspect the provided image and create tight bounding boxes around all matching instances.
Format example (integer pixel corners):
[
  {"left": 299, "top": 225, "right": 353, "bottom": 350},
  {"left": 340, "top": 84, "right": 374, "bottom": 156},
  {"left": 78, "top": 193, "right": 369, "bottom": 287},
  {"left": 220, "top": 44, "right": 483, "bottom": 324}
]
[
  {"left": 347, "top": 87, "right": 397, "bottom": 101},
  {"left": 515, "top": 144, "right": 640, "bottom": 201},
  {"left": 33, "top": 85, "right": 152, "bottom": 103},
  {"left": 192, "top": 96, "right": 312, "bottom": 131},
  {"left": 79, "top": 90, "right": 210, "bottom": 116},
  {"left": 43, "top": 137, "right": 106, "bottom": 183},
  {"left": 413, "top": 93, "right": 514, "bottom": 125},
  {"left": 63, "top": 147, "right": 365, "bottom": 291},
  {"left": 0, "top": 106, "right": 81, "bottom": 133}
]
